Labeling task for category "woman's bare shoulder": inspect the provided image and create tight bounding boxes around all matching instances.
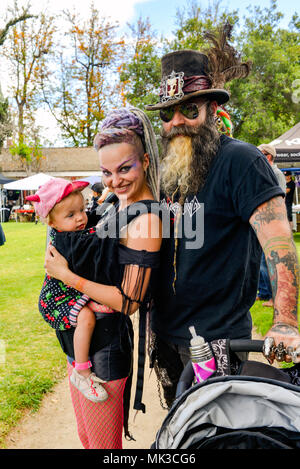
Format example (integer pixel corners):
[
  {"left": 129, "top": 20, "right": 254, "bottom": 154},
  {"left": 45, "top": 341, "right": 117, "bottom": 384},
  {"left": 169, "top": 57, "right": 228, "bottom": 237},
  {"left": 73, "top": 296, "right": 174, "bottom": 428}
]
[{"left": 121, "top": 212, "right": 162, "bottom": 251}]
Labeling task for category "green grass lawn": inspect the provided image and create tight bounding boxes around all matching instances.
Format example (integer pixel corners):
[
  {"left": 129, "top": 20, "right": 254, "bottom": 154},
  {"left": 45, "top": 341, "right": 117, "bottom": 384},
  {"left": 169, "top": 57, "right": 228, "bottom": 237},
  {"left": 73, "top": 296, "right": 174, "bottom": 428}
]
[
  {"left": 0, "top": 221, "right": 66, "bottom": 448},
  {"left": 0, "top": 223, "right": 299, "bottom": 448}
]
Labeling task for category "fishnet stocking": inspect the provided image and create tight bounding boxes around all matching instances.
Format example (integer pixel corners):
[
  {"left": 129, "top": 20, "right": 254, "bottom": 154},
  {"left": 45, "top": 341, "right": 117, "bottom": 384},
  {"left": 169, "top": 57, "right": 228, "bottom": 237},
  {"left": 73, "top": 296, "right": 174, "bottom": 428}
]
[{"left": 67, "top": 362, "right": 127, "bottom": 449}]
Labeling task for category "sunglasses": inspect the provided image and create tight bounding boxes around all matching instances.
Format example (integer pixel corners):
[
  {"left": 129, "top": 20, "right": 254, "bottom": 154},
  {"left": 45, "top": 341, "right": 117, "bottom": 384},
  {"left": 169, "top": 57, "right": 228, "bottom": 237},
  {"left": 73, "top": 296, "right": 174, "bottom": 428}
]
[{"left": 159, "top": 101, "right": 208, "bottom": 123}]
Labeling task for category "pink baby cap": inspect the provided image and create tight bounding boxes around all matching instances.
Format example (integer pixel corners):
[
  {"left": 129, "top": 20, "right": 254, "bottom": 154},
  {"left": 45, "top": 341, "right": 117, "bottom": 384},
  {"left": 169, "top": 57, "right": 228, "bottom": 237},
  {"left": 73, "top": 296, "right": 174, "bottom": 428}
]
[{"left": 26, "top": 177, "right": 89, "bottom": 218}]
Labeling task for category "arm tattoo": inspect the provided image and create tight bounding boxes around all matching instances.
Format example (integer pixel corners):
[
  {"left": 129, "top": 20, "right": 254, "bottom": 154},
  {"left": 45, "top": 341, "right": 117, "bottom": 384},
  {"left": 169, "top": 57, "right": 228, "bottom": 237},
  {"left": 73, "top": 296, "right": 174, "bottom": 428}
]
[
  {"left": 263, "top": 236, "right": 291, "bottom": 257},
  {"left": 250, "top": 197, "right": 299, "bottom": 328},
  {"left": 251, "top": 197, "right": 285, "bottom": 236},
  {"left": 268, "top": 322, "right": 299, "bottom": 337},
  {"left": 265, "top": 238, "right": 299, "bottom": 326}
]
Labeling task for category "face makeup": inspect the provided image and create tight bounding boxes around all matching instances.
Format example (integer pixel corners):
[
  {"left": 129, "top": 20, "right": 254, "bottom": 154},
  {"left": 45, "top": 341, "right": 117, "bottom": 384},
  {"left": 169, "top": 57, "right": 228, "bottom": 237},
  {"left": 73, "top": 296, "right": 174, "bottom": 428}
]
[{"left": 99, "top": 142, "right": 150, "bottom": 207}]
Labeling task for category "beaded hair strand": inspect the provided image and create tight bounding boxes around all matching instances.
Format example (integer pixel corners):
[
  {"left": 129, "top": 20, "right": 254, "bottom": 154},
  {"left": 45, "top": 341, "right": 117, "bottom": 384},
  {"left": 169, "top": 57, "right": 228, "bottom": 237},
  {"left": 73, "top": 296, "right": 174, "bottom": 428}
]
[{"left": 130, "top": 107, "right": 160, "bottom": 200}]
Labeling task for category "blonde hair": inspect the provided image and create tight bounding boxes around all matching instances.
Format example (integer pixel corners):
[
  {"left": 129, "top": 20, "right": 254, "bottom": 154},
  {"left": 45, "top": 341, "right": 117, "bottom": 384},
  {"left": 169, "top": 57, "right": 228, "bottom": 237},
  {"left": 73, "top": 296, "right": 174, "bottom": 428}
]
[{"left": 161, "top": 135, "right": 193, "bottom": 205}]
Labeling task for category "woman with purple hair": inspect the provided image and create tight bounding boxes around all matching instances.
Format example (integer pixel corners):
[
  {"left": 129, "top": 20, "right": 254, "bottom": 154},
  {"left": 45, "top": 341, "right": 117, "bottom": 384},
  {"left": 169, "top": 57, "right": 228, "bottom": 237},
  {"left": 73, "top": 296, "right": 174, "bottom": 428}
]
[{"left": 44, "top": 107, "right": 161, "bottom": 449}]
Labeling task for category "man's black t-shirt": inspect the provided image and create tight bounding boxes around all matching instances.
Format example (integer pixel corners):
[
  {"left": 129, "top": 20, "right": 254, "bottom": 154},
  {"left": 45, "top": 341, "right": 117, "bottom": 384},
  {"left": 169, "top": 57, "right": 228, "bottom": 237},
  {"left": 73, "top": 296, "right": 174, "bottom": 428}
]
[{"left": 151, "top": 135, "right": 284, "bottom": 346}]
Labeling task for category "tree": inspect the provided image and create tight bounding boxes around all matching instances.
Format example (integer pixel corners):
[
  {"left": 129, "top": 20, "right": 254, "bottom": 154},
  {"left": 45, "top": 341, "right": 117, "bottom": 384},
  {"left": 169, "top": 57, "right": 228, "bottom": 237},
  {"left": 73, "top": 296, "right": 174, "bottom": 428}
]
[
  {"left": 118, "top": 16, "right": 161, "bottom": 132},
  {"left": 167, "top": 0, "right": 239, "bottom": 52},
  {"left": 157, "top": 0, "right": 300, "bottom": 144},
  {"left": 41, "top": 2, "right": 123, "bottom": 146},
  {"left": 9, "top": 139, "right": 44, "bottom": 174},
  {"left": 0, "top": 11, "right": 35, "bottom": 46},
  {"left": 0, "top": 85, "right": 12, "bottom": 151},
  {"left": 228, "top": 0, "right": 300, "bottom": 144},
  {"left": 119, "top": 2, "right": 240, "bottom": 134},
  {"left": 0, "top": 3, "right": 35, "bottom": 152},
  {"left": 1, "top": 1, "right": 55, "bottom": 172}
]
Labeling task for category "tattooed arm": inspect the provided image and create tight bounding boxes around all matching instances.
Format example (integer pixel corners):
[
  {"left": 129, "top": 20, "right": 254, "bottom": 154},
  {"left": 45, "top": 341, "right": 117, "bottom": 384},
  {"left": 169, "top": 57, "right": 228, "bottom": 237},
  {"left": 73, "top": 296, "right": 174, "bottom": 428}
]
[{"left": 249, "top": 195, "right": 300, "bottom": 363}]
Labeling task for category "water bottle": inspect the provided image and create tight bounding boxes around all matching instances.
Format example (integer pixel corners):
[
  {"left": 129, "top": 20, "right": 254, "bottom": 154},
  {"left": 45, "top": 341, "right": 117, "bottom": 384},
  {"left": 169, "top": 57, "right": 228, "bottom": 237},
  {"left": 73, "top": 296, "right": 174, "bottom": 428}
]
[{"left": 189, "top": 326, "right": 216, "bottom": 383}]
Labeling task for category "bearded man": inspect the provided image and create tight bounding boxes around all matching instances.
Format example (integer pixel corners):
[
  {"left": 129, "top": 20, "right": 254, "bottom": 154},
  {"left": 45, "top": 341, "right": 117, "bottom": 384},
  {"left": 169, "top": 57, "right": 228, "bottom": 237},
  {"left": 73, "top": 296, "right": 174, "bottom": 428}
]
[{"left": 146, "top": 43, "right": 300, "bottom": 408}]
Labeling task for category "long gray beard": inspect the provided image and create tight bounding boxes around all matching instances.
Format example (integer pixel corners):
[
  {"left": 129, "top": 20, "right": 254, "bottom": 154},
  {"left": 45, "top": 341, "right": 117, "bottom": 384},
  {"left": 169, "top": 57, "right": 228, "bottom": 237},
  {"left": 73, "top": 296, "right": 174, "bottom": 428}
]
[{"left": 160, "top": 110, "right": 220, "bottom": 203}]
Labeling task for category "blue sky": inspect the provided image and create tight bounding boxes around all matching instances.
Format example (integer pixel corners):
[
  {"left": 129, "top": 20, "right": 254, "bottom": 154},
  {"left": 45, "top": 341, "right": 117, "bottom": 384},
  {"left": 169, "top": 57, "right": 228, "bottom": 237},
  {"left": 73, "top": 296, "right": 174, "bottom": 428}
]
[
  {"left": 132, "top": 0, "right": 298, "bottom": 34},
  {"left": 0, "top": 0, "right": 298, "bottom": 33}
]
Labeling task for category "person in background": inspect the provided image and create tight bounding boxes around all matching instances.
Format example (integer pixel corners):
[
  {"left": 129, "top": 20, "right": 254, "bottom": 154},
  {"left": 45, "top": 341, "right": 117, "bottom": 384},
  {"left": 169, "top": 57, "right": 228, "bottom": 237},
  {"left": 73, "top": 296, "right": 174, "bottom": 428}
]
[
  {"left": 0, "top": 223, "right": 5, "bottom": 246},
  {"left": 89, "top": 182, "right": 105, "bottom": 211},
  {"left": 256, "top": 144, "right": 286, "bottom": 308},
  {"left": 284, "top": 170, "right": 296, "bottom": 231}
]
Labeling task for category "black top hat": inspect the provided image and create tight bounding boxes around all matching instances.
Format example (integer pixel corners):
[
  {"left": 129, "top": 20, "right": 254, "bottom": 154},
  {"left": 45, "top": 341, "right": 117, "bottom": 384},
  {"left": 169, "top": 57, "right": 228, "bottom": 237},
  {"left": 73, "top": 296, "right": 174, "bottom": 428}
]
[{"left": 145, "top": 49, "right": 230, "bottom": 110}]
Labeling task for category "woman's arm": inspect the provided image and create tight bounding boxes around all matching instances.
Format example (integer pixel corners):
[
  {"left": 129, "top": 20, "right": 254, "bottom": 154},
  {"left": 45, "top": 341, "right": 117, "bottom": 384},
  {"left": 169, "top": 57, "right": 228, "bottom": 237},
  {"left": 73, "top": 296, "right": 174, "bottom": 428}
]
[{"left": 45, "top": 213, "right": 162, "bottom": 315}]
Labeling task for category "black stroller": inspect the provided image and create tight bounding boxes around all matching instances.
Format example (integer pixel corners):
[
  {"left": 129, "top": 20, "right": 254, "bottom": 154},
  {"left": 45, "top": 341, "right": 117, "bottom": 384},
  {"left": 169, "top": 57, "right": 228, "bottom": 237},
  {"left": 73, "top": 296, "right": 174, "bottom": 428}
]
[{"left": 152, "top": 339, "right": 300, "bottom": 449}]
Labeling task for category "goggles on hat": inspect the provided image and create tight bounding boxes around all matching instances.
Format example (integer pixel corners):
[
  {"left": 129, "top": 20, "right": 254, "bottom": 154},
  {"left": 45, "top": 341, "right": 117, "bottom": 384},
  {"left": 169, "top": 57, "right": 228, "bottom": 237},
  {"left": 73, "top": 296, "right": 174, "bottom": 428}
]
[{"left": 159, "top": 101, "right": 208, "bottom": 123}]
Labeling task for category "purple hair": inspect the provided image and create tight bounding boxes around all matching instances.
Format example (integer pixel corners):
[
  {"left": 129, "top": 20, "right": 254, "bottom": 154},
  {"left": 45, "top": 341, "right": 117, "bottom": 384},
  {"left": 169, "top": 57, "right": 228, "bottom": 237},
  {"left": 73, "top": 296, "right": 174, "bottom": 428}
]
[{"left": 94, "top": 109, "right": 145, "bottom": 151}]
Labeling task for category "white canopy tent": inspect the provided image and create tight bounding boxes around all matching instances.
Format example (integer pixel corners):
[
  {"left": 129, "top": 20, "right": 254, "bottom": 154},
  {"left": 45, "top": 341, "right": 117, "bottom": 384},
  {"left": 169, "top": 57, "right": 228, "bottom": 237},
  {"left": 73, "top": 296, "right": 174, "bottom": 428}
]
[
  {"left": 3, "top": 172, "right": 54, "bottom": 191},
  {"left": 2, "top": 173, "right": 54, "bottom": 223},
  {"left": 77, "top": 175, "right": 102, "bottom": 186}
]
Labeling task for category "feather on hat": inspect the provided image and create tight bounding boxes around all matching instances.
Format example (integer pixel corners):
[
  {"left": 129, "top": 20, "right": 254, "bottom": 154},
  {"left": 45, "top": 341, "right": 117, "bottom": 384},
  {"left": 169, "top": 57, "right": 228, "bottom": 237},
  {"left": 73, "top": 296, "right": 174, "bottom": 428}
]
[
  {"left": 146, "top": 22, "right": 252, "bottom": 110},
  {"left": 203, "top": 22, "right": 252, "bottom": 89}
]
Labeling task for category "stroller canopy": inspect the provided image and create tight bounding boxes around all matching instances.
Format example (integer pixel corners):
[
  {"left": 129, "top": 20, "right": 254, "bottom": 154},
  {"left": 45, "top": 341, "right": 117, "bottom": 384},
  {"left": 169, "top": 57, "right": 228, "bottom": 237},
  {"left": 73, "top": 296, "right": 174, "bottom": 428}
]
[{"left": 154, "top": 375, "right": 300, "bottom": 449}]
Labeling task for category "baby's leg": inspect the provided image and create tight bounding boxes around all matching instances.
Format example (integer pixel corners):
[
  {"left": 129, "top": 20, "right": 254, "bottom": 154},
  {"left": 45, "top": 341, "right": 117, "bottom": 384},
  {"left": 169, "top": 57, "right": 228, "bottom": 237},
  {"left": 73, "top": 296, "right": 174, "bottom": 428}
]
[
  {"left": 73, "top": 305, "right": 95, "bottom": 378},
  {"left": 71, "top": 307, "right": 108, "bottom": 403}
]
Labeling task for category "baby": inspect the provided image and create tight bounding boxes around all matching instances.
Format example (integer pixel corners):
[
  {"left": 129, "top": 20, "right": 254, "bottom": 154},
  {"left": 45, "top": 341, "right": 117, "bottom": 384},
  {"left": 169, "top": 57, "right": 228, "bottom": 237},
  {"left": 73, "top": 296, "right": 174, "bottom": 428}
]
[{"left": 27, "top": 177, "right": 108, "bottom": 403}]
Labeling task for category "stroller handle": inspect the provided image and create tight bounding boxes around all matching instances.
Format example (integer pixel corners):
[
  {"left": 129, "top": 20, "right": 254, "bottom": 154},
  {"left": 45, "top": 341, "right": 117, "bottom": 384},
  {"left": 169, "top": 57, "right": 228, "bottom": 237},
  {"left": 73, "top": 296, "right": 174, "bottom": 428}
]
[
  {"left": 175, "top": 339, "right": 264, "bottom": 399},
  {"left": 230, "top": 339, "right": 264, "bottom": 352}
]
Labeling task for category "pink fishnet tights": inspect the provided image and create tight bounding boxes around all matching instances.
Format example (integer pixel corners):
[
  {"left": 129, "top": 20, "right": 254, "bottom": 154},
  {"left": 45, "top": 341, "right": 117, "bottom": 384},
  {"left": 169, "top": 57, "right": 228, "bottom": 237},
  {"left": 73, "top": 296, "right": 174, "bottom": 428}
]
[{"left": 67, "top": 362, "right": 127, "bottom": 449}]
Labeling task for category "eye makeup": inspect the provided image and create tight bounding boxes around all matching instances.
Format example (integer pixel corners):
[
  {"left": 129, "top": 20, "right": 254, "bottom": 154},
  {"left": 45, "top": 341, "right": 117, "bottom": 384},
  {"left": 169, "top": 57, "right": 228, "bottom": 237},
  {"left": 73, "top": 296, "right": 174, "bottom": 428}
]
[{"left": 100, "top": 155, "right": 140, "bottom": 176}]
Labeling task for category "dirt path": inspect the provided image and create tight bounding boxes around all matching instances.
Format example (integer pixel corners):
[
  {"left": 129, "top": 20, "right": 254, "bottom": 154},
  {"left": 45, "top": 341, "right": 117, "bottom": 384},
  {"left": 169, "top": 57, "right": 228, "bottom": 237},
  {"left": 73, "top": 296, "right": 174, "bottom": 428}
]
[{"left": 5, "top": 327, "right": 268, "bottom": 449}]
